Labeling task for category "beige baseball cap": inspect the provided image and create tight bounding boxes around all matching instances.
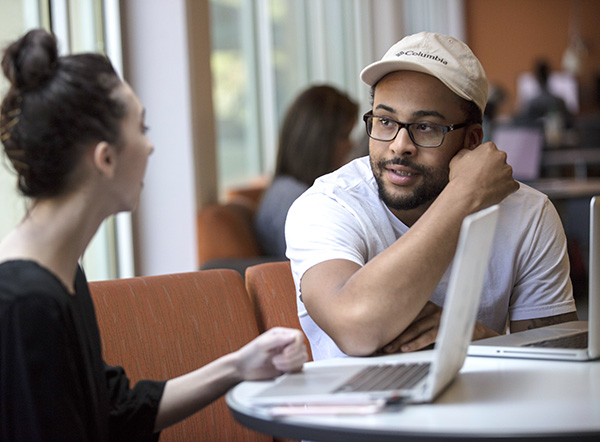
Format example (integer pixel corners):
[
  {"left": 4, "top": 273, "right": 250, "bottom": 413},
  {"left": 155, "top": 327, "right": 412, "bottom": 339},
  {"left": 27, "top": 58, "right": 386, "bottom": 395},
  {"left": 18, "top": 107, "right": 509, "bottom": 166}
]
[{"left": 360, "top": 32, "right": 488, "bottom": 114}]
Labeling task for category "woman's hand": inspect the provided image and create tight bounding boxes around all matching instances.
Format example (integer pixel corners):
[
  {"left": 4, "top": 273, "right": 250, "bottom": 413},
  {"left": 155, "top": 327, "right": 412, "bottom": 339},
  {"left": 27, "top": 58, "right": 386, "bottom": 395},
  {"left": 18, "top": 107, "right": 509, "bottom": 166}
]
[{"left": 233, "top": 327, "right": 308, "bottom": 381}]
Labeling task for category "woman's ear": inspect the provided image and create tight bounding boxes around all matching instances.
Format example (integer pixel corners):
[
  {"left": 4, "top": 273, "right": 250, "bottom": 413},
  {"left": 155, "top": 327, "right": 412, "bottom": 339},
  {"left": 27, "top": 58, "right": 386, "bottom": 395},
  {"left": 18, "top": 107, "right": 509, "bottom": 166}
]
[
  {"left": 463, "top": 124, "right": 484, "bottom": 150},
  {"left": 93, "top": 141, "right": 117, "bottom": 178}
]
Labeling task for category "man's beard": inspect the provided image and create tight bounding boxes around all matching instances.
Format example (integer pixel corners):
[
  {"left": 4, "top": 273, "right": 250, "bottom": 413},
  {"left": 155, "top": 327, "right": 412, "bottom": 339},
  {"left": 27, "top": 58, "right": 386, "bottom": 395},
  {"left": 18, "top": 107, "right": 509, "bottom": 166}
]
[{"left": 371, "top": 157, "right": 449, "bottom": 211}]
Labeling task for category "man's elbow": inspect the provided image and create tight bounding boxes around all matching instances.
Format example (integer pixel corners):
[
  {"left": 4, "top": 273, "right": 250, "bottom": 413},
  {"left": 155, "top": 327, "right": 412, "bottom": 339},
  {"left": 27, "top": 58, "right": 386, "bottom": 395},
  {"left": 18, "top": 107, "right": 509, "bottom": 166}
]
[
  {"left": 306, "top": 300, "right": 392, "bottom": 356},
  {"left": 330, "top": 327, "right": 385, "bottom": 357}
]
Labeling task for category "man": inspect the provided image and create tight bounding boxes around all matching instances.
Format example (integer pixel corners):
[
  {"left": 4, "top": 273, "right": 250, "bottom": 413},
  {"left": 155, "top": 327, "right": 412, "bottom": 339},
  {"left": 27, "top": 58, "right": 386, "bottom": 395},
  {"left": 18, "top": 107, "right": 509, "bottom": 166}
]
[
  {"left": 285, "top": 32, "right": 578, "bottom": 361},
  {"left": 516, "top": 58, "right": 573, "bottom": 129}
]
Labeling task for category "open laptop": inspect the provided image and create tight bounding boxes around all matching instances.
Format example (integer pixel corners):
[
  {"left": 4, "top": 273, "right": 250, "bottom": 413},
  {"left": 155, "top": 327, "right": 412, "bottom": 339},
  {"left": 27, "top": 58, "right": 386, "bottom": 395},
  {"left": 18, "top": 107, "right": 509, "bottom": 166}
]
[
  {"left": 250, "top": 205, "right": 500, "bottom": 408},
  {"left": 468, "top": 195, "right": 600, "bottom": 362}
]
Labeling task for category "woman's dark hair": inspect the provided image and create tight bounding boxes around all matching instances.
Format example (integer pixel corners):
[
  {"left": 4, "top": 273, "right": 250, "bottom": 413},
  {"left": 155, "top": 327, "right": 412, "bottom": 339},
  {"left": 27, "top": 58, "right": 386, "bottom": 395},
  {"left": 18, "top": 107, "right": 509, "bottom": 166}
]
[
  {"left": 275, "top": 85, "right": 358, "bottom": 186},
  {"left": 0, "top": 28, "right": 125, "bottom": 198}
]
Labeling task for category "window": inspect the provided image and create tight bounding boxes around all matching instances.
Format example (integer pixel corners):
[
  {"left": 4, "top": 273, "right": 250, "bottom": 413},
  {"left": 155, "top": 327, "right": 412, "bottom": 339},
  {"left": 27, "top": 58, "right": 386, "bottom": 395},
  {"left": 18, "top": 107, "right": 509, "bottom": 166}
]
[
  {"left": 209, "top": 0, "right": 373, "bottom": 194},
  {"left": 0, "top": 1, "right": 48, "bottom": 241},
  {"left": 209, "top": 0, "right": 466, "bottom": 195}
]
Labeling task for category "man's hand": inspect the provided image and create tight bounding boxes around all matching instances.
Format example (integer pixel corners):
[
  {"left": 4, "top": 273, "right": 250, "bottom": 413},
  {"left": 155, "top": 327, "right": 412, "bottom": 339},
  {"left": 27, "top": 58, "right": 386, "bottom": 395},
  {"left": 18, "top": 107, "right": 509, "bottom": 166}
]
[
  {"left": 381, "top": 301, "right": 442, "bottom": 353},
  {"left": 449, "top": 142, "right": 519, "bottom": 212},
  {"left": 380, "top": 301, "right": 500, "bottom": 354}
]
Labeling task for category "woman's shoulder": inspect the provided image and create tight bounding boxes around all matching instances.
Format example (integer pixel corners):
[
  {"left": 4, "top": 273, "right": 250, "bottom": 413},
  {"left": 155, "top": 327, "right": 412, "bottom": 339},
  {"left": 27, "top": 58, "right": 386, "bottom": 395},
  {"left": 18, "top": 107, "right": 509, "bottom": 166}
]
[
  {"left": 0, "top": 260, "right": 71, "bottom": 307},
  {"left": 260, "top": 175, "right": 309, "bottom": 209},
  {"left": 270, "top": 175, "right": 309, "bottom": 195}
]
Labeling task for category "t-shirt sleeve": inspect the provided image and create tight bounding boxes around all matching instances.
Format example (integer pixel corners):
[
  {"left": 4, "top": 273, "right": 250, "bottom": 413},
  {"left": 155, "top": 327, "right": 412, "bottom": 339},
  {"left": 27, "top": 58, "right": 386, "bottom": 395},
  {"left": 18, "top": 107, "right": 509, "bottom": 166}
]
[
  {"left": 105, "top": 364, "right": 165, "bottom": 442},
  {"left": 285, "top": 191, "right": 368, "bottom": 282},
  {"left": 508, "top": 198, "right": 576, "bottom": 321},
  {"left": 1, "top": 295, "right": 91, "bottom": 441}
]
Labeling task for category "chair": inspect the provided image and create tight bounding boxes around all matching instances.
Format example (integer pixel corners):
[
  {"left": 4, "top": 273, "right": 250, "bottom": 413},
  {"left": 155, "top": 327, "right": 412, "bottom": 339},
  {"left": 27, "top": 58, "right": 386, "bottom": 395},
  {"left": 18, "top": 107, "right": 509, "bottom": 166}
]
[
  {"left": 197, "top": 180, "right": 269, "bottom": 269},
  {"left": 245, "top": 261, "right": 312, "bottom": 442},
  {"left": 89, "top": 269, "right": 271, "bottom": 442},
  {"left": 196, "top": 202, "right": 263, "bottom": 266},
  {"left": 491, "top": 125, "right": 544, "bottom": 181},
  {"left": 245, "top": 261, "right": 312, "bottom": 362}
]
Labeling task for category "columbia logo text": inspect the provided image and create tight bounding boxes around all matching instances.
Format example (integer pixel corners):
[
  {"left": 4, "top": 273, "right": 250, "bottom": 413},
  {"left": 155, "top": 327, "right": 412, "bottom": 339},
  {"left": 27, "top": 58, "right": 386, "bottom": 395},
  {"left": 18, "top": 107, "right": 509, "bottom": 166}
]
[{"left": 396, "top": 51, "right": 448, "bottom": 65}]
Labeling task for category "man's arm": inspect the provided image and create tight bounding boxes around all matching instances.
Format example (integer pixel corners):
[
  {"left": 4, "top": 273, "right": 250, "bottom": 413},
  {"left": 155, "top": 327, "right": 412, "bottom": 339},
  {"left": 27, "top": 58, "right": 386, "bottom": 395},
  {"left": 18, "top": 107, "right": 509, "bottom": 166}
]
[
  {"left": 375, "top": 301, "right": 500, "bottom": 354},
  {"left": 510, "top": 312, "right": 579, "bottom": 333},
  {"left": 300, "top": 143, "right": 518, "bottom": 356},
  {"left": 368, "top": 307, "right": 579, "bottom": 355}
]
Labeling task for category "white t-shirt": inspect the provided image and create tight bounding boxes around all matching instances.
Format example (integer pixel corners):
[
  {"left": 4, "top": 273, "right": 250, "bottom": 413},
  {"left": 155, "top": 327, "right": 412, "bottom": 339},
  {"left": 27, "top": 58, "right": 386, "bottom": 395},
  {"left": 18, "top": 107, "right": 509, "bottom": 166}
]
[{"left": 285, "top": 156, "right": 575, "bottom": 361}]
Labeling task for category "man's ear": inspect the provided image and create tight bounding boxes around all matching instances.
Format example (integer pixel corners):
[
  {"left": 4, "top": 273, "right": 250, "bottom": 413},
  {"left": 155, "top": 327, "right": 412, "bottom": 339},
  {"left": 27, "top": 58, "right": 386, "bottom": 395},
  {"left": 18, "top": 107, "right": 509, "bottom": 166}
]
[
  {"left": 464, "top": 124, "right": 484, "bottom": 150},
  {"left": 93, "top": 141, "right": 117, "bottom": 178}
]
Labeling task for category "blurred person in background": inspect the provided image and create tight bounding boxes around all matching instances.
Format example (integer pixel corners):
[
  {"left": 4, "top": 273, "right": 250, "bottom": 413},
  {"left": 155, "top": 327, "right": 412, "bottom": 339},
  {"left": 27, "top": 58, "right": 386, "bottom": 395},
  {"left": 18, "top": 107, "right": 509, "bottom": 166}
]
[
  {"left": 254, "top": 84, "right": 359, "bottom": 258},
  {"left": 515, "top": 58, "right": 574, "bottom": 144}
]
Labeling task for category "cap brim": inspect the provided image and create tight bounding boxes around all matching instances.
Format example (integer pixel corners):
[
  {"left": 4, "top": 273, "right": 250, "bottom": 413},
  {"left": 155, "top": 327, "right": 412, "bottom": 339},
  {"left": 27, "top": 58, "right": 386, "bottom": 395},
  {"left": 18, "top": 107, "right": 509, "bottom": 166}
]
[
  {"left": 360, "top": 59, "right": 439, "bottom": 87},
  {"left": 359, "top": 58, "right": 478, "bottom": 108}
]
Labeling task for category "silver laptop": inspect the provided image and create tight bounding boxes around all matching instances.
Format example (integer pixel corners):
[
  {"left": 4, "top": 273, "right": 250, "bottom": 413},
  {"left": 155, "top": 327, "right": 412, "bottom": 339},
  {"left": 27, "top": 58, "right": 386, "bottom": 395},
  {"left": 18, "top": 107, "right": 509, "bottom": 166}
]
[
  {"left": 468, "top": 195, "right": 600, "bottom": 361},
  {"left": 250, "top": 205, "right": 500, "bottom": 407}
]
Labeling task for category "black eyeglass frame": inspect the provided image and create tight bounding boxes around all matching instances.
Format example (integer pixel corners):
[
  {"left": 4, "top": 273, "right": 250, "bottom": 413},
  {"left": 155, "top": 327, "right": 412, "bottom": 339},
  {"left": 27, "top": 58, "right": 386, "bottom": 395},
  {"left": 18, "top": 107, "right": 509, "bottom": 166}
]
[{"left": 362, "top": 111, "right": 472, "bottom": 148}]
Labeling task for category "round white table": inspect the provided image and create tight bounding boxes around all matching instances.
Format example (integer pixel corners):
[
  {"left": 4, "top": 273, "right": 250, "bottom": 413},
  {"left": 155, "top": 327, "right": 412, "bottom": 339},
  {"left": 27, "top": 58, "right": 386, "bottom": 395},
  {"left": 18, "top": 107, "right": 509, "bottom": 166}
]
[{"left": 227, "top": 352, "right": 600, "bottom": 441}]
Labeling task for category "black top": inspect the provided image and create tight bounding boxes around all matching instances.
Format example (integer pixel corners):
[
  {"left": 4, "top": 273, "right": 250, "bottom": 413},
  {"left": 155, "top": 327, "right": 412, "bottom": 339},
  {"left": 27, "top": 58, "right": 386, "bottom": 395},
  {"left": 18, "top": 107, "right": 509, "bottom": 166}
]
[{"left": 0, "top": 260, "right": 165, "bottom": 442}]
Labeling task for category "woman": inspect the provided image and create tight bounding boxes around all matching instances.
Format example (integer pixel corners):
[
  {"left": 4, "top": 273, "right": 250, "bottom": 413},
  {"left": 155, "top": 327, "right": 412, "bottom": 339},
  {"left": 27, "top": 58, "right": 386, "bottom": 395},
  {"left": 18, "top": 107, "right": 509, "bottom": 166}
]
[
  {"left": 254, "top": 85, "right": 359, "bottom": 257},
  {"left": 0, "top": 29, "right": 306, "bottom": 441}
]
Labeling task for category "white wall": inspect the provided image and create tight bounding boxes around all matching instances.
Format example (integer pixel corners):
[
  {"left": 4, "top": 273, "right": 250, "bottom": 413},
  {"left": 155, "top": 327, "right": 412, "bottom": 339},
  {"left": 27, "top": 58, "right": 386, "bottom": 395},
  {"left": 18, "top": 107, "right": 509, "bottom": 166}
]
[{"left": 120, "top": 0, "right": 199, "bottom": 276}]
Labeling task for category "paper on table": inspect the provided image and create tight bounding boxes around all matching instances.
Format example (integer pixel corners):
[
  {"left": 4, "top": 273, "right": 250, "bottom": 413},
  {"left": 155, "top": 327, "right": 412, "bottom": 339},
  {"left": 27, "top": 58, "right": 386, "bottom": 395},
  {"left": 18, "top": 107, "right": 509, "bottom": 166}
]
[{"left": 268, "top": 400, "right": 387, "bottom": 417}]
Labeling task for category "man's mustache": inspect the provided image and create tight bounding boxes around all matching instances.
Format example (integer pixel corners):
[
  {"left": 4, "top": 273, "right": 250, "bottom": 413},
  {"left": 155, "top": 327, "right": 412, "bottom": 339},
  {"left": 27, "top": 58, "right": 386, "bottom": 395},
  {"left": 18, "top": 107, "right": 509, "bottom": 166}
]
[{"left": 378, "top": 158, "right": 428, "bottom": 174}]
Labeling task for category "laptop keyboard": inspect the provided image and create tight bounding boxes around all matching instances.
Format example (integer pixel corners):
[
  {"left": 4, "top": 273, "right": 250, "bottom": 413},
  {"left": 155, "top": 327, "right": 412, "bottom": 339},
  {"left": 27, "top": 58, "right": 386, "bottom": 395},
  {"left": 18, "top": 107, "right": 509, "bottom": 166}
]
[
  {"left": 524, "top": 331, "right": 588, "bottom": 349},
  {"left": 334, "top": 362, "right": 430, "bottom": 393}
]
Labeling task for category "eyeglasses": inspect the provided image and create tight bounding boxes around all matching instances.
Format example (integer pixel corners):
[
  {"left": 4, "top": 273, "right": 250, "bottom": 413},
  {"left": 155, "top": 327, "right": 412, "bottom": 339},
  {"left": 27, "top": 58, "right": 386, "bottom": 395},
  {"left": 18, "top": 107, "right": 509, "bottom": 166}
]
[{"left": 363, "top": 111, "right": 471, "bottom": 148}]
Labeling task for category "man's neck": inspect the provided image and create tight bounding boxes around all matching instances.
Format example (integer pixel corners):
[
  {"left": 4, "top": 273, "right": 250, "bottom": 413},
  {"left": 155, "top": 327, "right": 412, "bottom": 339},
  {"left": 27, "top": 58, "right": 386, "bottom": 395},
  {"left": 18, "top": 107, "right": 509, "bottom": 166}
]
[{"left": 389, "top": 203, "right": 432, "bottom": 227}]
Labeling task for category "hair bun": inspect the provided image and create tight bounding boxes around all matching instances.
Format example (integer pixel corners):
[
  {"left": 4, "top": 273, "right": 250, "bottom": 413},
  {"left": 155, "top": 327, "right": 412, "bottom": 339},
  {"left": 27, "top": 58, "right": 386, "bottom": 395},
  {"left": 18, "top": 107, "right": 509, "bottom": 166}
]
[{"left": 2, "top": 28, "right": 58, "bottom": 90}]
